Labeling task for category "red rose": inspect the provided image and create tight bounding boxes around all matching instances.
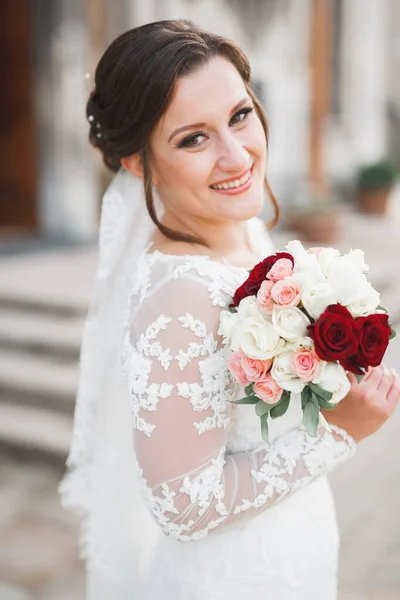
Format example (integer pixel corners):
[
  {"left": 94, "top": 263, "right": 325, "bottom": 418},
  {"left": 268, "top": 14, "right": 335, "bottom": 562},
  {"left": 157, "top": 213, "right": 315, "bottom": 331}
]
[
  {"left": 354, "top": 313, "right": 391, "bottom": 368},
  {"left": 232, "top": 252, "right": 294, "bottom": 307},
  {"left": 307, "top": 304, "right": 361, "bottom": 373}
]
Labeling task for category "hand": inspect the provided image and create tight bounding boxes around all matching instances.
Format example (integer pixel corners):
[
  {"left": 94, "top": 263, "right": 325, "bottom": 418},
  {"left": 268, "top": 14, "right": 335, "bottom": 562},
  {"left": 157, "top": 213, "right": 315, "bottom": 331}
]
[{"left": 321, "top": 364, "right": 400, "bottom": 443}]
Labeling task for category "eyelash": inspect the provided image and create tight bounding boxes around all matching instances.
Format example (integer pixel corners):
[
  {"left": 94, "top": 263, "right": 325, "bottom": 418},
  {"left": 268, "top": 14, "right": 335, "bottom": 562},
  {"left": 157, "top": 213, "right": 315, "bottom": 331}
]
[{"left": 178, "top": 107, "right": 254, "bottom": 149}]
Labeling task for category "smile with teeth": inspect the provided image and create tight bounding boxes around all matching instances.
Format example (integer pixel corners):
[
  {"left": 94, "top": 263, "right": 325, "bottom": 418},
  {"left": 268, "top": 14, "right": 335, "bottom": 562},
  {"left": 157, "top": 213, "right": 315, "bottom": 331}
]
[{"left": 210, "top": 167, "right": 252, "bottom": 190}]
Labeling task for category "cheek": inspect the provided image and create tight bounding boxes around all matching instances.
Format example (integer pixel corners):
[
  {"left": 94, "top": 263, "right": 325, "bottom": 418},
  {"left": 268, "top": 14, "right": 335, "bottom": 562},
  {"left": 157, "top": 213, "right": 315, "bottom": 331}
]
[
  {"left": 153, "top": 151, "right": 213, "bottom": 193},
  {"left": 245, "top": 117, "right": 267, "bottom": 160}
]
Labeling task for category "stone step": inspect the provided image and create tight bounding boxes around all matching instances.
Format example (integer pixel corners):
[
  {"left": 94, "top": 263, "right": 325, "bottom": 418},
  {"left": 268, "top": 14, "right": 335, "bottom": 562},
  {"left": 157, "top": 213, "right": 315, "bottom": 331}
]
[
  {"left": 0, "top": 583, "right": 31, "bottom": 600},
  {"left": 0, "top": 293, "right": 85, "bottom": 318},
  {"left": 0, "top": 247, "right": 95, "bottom": 317},
  {"left": 0, "top": 350, "right": 78, "bottom": 414},
  {"left": 0, "top": 401, "right": 73, "bottom": 464},
  {"left": 0, "top": 308, "right": 84, "bottom": 360}
]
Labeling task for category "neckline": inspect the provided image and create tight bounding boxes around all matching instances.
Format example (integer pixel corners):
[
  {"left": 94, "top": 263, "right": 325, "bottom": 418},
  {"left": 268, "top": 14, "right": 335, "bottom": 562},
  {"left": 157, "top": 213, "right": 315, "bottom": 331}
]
[{"left": 145, "top": 242, "right": 253, "bottom": 272}]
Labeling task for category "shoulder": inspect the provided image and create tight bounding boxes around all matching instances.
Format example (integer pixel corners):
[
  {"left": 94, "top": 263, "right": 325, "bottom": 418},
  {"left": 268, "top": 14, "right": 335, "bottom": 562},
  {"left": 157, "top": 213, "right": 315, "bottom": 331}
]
[{"left": 132, "top": 247, "right": 248, "bottom": 310}]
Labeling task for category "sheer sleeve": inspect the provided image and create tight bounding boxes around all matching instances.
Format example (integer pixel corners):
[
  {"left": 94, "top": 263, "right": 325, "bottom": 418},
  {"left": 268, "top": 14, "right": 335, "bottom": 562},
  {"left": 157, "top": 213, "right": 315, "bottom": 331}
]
[{"left": 121, "top": 266, "right": 356, "bottom": 543}]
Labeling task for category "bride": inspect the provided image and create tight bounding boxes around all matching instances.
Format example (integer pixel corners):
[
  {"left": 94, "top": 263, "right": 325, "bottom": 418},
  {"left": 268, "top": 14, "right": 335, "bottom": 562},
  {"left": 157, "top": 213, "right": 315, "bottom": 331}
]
[{"left": 60, "top": 20, "right": 400, "bottom": 600}]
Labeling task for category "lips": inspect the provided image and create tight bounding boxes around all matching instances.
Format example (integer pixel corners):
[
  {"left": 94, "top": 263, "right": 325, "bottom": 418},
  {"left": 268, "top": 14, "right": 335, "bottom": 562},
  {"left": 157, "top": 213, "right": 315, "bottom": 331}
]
[
  {"left": 210, "top": 164, "right": 254, "bottom": 192},
  {"left": 210, "top": 165, "right": 253, "bottom": 190}
]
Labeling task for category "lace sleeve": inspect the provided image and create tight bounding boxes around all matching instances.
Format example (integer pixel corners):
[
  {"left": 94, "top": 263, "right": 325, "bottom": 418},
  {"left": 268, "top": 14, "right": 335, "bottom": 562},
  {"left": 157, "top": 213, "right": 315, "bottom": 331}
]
[{"left": 122, "top": 268, "right": 356, "bottom": 543}]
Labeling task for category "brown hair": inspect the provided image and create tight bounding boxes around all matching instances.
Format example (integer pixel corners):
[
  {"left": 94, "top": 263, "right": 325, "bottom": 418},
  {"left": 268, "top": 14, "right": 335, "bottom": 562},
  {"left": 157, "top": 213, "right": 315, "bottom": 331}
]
[{"left": 88, "top": 19, "right": 280, "bottom": 246}]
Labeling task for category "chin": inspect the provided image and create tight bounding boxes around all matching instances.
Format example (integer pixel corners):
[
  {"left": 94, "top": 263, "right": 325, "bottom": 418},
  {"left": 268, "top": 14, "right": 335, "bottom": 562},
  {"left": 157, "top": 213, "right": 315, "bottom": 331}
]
[{"left": 230, "top": 192, "right": 265, "bottom": 221}]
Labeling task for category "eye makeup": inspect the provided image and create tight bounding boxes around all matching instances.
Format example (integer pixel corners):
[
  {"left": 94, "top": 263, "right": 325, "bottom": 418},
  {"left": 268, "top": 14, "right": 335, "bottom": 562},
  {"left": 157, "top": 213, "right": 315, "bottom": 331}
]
[{"left": 177, "top": 106, "right": 254, "bottom": 149}]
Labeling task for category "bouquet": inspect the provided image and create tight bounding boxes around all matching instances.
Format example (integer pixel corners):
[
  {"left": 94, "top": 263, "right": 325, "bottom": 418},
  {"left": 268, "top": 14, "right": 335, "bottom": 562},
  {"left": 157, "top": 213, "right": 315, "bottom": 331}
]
[{"left": 218, "top": 241, "right": 396, "bottom": 443}]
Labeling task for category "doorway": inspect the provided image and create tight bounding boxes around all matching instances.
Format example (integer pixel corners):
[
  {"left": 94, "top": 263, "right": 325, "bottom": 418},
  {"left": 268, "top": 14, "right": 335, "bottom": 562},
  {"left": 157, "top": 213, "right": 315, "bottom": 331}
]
[{"left": 0, "top": 0, "right": 36, "bottom": 234}]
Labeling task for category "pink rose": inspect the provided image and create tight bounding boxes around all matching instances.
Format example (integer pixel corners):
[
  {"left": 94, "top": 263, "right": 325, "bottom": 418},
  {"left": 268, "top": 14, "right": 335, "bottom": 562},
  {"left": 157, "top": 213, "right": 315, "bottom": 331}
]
[
  {"left": 254, "top": 374, "right": 283, "bottom": 404},
  {"left": 228, "top": 350, "right": 250, "bottom": 385},
  {"left": 271, "top": 279, "right": 301, "bottom": 307},
  {"left": 291, "top": 349, "right": 321, "bottom": 382},
  {"left": 241, "top": 355, "right": 272, "bottom": 383},
  {"left": 266, "top": 258, "right": 293, "bottom": 282},
  {"left": 256, "top": 280, "right": 275, "bottom": 313}
]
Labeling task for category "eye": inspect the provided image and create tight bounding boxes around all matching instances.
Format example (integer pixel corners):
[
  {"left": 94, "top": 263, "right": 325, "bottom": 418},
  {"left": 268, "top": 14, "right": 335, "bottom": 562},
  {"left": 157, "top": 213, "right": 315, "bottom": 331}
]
[
  {"left": 178, "top": 132, "right": 208, "bottom": 149},
  {"left": 229, "top": 107, "right": 254, "bottom": 126}
]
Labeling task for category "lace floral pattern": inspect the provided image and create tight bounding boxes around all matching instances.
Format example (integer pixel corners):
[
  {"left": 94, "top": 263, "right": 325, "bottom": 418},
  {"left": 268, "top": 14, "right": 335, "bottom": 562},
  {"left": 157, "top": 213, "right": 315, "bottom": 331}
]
[{"left": 121, "top": 250, "right": 356, "bottom": 547}]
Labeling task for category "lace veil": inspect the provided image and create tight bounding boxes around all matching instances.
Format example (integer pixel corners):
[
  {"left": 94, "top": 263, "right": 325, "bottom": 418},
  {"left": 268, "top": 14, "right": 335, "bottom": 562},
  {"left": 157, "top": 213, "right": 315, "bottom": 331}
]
[{"left": 59, "top": 168, "right": 163, "bottom": 598}]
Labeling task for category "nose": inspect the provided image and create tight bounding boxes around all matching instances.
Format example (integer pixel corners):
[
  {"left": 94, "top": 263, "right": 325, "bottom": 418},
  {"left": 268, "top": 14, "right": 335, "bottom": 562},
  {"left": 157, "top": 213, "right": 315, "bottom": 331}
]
[{"left": 216, "top": 132, "right": 250, "bottom": 174}]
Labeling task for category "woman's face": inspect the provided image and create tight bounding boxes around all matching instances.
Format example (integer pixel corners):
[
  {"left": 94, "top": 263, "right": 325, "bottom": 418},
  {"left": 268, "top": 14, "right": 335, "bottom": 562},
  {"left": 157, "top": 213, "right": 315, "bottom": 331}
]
[{"left": 149, "top": 56, "right": 267, "bottom": 226}]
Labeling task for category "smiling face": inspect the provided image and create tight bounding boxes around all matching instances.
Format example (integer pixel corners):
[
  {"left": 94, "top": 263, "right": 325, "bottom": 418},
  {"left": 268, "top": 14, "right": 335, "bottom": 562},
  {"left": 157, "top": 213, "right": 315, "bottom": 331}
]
[{"left": 148, "top": 56, "right": 267, "bottom": 230}]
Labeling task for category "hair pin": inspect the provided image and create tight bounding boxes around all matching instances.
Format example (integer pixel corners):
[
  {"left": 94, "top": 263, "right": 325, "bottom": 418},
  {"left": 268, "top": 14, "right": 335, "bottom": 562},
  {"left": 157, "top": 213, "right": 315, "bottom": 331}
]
[{"left": 84, "top": 72, "right": 92, "bottom": 93}]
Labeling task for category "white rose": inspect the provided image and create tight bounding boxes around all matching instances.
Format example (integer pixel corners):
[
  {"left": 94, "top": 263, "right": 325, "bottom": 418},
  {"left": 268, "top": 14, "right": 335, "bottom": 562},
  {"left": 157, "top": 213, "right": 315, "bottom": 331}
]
[
  {"left": 347, "top": 248, "right": 369, "bottom": 273},
  {"left": 230, "top": 297, "right": 285, "bottom": 360},
  {"left": 346, "top": 285, "right": 380, "bottom": 318},
  {"left": 291, "top": 271, "right": 336, "bottom": 320},
  {"left": 316, "top": 247, "right": 341, "bottom": 277},
  {"left": 302, "top": 281, "right": 336, "bottom": 320},
  {"left": 271, "top": 351, "right": 305, "bottom": 393},
  {"left": 219, "top": 296, "right": 261, "bottom": 342},
  {"left": 236, "top": 295, "right": 260, "bottom": 318},
  {"left": 286, "top": 240, "right": 310, "bottom": 265},
  {"left": 326, "top": 255, "right": 371, "bottom": 305},
  {"left": 272, "top": 305, "right": 311, "bottom": 341},
  {"left": 218, "top": 310, "right": 238, "bottom": 342},
  {"left": 285, "top": 335, "right": 315, "bottom": 353},
  {"left": 312, "top": 362, "right": 351, "bottom": 404}
]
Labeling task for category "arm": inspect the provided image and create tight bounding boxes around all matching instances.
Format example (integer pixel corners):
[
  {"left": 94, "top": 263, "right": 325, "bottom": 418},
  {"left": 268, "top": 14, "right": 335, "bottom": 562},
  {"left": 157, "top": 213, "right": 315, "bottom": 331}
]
[{"left": 122, "top": 273, "right": 356, "bottom": 542}]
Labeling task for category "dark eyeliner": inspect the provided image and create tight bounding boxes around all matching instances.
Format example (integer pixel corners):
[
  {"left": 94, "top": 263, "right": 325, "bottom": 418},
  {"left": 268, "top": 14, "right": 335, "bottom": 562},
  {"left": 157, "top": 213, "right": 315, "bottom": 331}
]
[
  {"left": 230, "top": 106, "right": 254, "bottom": 124},
  {"left": 177, "top": 131, "right": 207, "bottom": 149},
  {"left": 177, "top": 107, "right": 253, "bottom": 148}
]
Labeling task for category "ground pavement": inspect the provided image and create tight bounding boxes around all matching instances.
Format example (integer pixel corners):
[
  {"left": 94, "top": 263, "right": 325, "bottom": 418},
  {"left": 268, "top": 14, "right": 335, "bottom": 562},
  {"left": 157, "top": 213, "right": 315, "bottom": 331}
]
[{"left": 0, "top": 210, "right": 399, "bottom": 600}]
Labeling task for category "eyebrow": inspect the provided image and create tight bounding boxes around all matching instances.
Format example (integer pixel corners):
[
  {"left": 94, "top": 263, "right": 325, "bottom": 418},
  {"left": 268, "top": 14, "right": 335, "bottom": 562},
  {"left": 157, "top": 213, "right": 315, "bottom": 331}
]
[{"left": 167, "top": 96, "right": 251, "bottom": 143}]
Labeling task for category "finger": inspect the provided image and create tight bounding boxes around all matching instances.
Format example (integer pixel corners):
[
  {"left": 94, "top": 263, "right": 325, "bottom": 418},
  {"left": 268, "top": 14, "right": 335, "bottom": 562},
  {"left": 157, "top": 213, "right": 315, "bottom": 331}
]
[
  {"left": 362, "top": 366, "right": 374, "bottom": 381},
  {"left": 386, "top": 371, "right": 400, "bottom": 414},
  {"left": 363, "top": 364, "right": 385, "bottom": 389},
  {"left": 390, "top": 369, "right": 400, "bottom": 393},
  {"left": 347, "top": 372, "right": 357, "bottom": 387},
  {"left": 377, "top": 367, "right": 394, "bottom": 396}
]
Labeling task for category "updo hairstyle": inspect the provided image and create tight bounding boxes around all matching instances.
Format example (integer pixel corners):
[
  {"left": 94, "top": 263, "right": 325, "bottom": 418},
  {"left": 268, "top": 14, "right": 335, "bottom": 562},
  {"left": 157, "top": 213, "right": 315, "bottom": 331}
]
[{"left": 87, "top": 19, "right": 279, "bottom": 246}]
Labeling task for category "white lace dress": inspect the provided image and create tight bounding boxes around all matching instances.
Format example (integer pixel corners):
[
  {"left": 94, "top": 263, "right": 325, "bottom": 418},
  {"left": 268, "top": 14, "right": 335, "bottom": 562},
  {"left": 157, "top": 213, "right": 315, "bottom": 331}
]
[{"left": 120, "top": 221, "right": 356, "bottom": 600}]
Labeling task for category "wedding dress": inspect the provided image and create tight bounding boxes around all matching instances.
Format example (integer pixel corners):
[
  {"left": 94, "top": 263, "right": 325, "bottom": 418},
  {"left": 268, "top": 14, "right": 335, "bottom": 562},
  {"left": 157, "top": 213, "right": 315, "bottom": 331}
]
[
  {"left": 120, "top": 217, "right": 356, "bottom": 600},
  {"left": 60, "top": 170, "right": 356, "bottom": 599}
]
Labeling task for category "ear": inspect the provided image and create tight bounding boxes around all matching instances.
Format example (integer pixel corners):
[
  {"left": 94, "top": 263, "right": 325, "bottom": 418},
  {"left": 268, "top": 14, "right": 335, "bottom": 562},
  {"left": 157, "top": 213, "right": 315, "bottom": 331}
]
[{"left": 121, "top": 153, "right": 144, "bottom": 180}]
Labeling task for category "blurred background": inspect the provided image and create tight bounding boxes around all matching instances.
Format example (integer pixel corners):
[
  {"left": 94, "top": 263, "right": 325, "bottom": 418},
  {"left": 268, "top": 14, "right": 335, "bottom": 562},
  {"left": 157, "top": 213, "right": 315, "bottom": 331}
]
[{"left": 0, "top": 1, "right": 399, "bottom": 599}]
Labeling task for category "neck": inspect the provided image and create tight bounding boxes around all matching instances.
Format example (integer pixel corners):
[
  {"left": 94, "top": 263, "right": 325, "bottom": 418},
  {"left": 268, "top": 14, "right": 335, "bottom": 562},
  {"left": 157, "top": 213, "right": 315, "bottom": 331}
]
[{"left": 159, "top": 211, "right": 257, "bottom": 259}]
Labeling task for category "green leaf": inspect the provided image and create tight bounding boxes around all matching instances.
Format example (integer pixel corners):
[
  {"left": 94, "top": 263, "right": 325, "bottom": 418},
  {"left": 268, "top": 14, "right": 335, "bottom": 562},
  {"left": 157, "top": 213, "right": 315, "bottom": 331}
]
[
  {"left": 309, "top": 390, "right": 334, "bottom": 410},
  {"left": 301, "top": 386, "right": 312, "bottom": 411},
  {"left": 376, "top": 305, "right": 388, "bottom": 313},
  {"left": 302, "top": 397, "right": 319, "bottom": 437},
  {"left": 355, "top": 373, "right": 365, "bottom": 384},
  {"left": 255, "top": 399, "right": 270, "bottom": 417},
  {"left": 308, "top": 383, "right": 333, "bottom": 403},
  {"left": 390, "top": 325, "right": 397, "bottom": 340},
  {"left": 270, "top": 395, "right": 290, "bottom": 419},
  {"left": 228, "top": 395, "right": 259, "bottom": 405},
  {"left": 280, "top": 390, "right": 291, "bottom": 404},
  {"left": 244, "top": 383, "right": 254, "bottom": 396},
  {"left": 260, "top": 413, "right": 269, "bottom": 444},
  {"left": 257, "top": 390, "right": 291, "bottom": 416}
]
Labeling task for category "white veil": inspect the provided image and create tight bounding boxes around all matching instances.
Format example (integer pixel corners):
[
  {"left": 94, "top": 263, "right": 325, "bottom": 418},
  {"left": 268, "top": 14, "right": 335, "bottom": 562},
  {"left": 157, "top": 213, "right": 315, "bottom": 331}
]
[{"left": 59, "top": 168, "right": 163, "bottom": 598}]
